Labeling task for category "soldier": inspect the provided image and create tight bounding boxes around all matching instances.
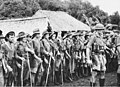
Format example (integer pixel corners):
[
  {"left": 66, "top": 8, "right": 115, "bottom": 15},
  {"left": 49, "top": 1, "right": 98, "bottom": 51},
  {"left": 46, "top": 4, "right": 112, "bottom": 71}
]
[
  {"left": 72, "top": 32, "right": 85, "bottom": 78},
  {"left": 31, "top": 29, "right": 44, "bottom": 86},
  {"left": 49, "top": 31, "right": 62, "bottom": 85},
  {"left": 82, "top": 32, "right": 92, "bottom": 77},
  {"left": 86, "top": 24, "right": 108, "bottom": 87},
  {"left": 0, "top": 30, "right": 6, "bottom": 86},
  {"left": 1, "top": 31, "right": 17, "bottom": 86},
  {"left": 40, "top": 30, "right": 54, "bottom": 86},
  {"left": 114, "top": 30, "right": 120, "bottom": 86},
  {"left": 60, "top": 32, "right": 72, "bottom": 82},
  {"left": 63, "top": 32, "right": 74, "bottom": 80}
]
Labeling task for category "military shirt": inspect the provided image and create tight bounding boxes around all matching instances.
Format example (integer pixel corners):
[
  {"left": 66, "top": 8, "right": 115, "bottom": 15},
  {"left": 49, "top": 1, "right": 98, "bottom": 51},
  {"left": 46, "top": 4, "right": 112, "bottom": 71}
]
[
  {"left": 32, "top": 38, "right": 42, "bottom": 57},
  {"left": 42, "top": 38, "right": 52, "bottom": 53},
  {"left": 2, "top": 42, "right": 16, "bottom": 60}
]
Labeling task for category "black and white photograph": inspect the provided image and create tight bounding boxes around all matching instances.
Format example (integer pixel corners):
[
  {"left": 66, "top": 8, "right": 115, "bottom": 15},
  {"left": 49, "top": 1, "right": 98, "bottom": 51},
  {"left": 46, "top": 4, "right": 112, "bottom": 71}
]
[{"left": 0, "top": 0, "right": 120, "bottom": 87}]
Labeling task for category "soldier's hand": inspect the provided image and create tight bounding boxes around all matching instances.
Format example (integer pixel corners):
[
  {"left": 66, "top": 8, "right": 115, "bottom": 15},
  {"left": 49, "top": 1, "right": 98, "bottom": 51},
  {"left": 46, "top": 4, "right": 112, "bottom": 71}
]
[
  {"left": 21, "top": 57, "right": 25, "bottom": 62},
  {"left": 4, "top": 68, "right": 8, "bottom": 73},
  {"left": 86, "top": 59, "right": 92, "bottom": 65},
  {"left": 37, "top": 58, "right": 43, "bottom": 63},
  {"left": 7, "top": 65, "right": 13, "bottom": 72},
  {"left": 49, "top": 52, "right": 53, "bottom": 57},
  {"left": 17, "top": 63, "right": 22, "bottom": 68},
  {"left": 44, "top": 58, "right": 48, "bottom": 64},
  {"left": 25, "top": 47, "right": 35, "bottom": 54}
]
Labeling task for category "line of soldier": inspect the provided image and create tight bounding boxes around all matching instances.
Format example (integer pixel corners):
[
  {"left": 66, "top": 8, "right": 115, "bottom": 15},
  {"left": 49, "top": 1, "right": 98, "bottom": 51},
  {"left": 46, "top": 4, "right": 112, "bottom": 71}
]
[{"left": 0, "top": 23, "right": 120, "bottom": 87}]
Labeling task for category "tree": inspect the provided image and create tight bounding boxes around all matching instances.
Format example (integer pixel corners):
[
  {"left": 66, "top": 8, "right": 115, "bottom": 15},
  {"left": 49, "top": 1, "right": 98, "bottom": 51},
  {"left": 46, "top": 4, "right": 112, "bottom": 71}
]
[
  {"left": 0, "top": 0, "right": 110, "bottom": 24},
  {"left": 110, "top": 11, "right": 120, "bottom": 25},
  {"left": 0, "top": 0, "right": 41, "bottom": 19}
]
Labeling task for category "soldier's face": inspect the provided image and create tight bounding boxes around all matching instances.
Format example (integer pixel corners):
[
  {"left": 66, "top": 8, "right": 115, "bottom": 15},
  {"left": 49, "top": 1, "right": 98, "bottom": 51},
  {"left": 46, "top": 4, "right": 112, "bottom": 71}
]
[
  {"left": 45, "top": 34, "right": 49, "bottom": 39},
  {"left": 22, "top": 37, "right": 27, "bottom": 43},
  {"left": 52, "top": 34, "right": 56, "bottom": 39},
  {"left": 27, "top": 37, "right": 31, "bottom": 41},
  {"left": 36, "top": 33, "right": 40, "bottom": 38},
  {"left": 8, "top": 35, "right": 15, "bottom": 43}
]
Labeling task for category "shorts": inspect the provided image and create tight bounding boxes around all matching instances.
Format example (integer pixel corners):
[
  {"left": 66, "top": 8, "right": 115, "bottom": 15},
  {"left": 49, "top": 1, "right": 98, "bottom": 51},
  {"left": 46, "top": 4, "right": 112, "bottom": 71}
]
[{"left": 92, "top": 54, "right": 106, "bottom": 71}]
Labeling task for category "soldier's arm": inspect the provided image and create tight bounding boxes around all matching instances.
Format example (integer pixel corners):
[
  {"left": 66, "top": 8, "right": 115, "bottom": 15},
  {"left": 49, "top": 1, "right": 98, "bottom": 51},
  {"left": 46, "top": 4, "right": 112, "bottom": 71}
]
[
  {"left": 25, "top": 46, "right": 35, "bottom": 54},
  {"left": 1, "top": 46, "right": 8, "bottom": 73},
  {"left": 1, "top": 44, "right": 13, "bottom": 72},
  {"left": 33, "top": 53, "right": 43, "bottom": 63},
  {"left": 65, "top": 50, "right": 71, "bottom": 59},
  {"left": 15, "top": 53, "right": 25, "bottom": 61}
]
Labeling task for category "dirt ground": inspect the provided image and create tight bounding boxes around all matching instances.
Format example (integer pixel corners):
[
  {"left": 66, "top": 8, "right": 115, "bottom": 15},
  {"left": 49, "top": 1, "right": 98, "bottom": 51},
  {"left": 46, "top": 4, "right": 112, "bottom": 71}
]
[{"left": 62, "top": 72, "right": 117, "bottom": 87}]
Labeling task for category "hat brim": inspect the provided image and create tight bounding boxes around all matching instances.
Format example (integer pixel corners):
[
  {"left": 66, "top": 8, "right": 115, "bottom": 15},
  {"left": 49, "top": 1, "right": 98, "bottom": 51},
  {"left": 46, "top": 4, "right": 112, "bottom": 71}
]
[
  {"left": 5, "top": 31, "right": 15, "bottom": 38},
  {"left": 42, "top": 32, "right": 51, "bottom": 39},
  {"left": 17, "top": 35, "right": 26, "bottom": 41},
  {"left": 0, "top": 36, "right": 5, "bottom": 39},
  {"left": 72, "top": 32, "right": 83, "bottom": 37},
  {"left": 93, "top": 27, "right": 105, "bottom": 30},
  {"left": 43, "top": 32, "right": 51, "bottom": 36},
  {"left": 33, "top": 32, "right": 40, "bottom": 34},
  {"left": 63, "top": 34, "right": 72, "bottom": 39},
  {"left": 49, "top": 32, "right": 58, "bottom": 38}
]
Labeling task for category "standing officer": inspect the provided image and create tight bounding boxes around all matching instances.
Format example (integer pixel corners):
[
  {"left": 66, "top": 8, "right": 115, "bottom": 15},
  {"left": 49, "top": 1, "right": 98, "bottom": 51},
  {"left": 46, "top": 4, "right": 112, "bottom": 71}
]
[{"left": 86, "top": 24, "right": 108, "bottom": 87}]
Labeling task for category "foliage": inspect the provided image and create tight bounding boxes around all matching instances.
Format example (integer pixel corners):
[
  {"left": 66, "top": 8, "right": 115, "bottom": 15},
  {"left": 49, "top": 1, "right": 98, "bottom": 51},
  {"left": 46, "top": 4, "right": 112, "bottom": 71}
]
[
  {"left": 0, "top": 0, "right": 119, "bottom": 26},
  {"left": 109, "top": 11, "right": 120, "bottom": 25},
  {"left": 0, "top": 0, "right": 41, "bottom": 19}
]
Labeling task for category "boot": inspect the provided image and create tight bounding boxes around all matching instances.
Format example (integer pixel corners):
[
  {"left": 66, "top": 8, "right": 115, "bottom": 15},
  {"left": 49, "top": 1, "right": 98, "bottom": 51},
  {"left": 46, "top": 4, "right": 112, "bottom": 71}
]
[
  {"left": 90, "top": 82, "right": 96, "bottom": 87},
  {"left": 99, "top": 79, "right": 105, "bottom": 87},
  {"left": 117, "top": 73, "right": 120, "bottom": 86}
]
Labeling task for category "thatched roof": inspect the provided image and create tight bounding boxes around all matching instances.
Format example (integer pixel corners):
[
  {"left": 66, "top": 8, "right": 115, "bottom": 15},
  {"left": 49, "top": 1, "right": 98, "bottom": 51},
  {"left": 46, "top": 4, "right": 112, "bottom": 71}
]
[
  {"left": 33, "top": 10, "right": 90, "bottom": 31},
  {"left": 0, "top": 17, "right": 48, "bottom": 35}
]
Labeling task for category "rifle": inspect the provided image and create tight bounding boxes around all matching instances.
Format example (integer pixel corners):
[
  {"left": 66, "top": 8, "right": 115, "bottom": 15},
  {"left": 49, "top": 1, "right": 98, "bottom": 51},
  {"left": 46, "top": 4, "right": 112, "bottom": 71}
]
[{"left": 61, "top": 55, "right": 63, "bottom": 86}]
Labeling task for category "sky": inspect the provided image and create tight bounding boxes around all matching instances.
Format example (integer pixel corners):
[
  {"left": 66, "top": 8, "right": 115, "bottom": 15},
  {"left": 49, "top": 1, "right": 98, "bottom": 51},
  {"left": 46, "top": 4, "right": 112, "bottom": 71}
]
[{"left": 85, "top": 0, "right": 120, "bottom": 15}]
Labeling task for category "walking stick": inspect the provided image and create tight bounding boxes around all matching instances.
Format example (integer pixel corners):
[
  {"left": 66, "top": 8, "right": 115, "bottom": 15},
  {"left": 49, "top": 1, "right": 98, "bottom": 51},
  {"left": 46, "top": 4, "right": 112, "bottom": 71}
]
[
  {"left": 44, "top": 56, "right": 52, "bottom": 87},
  {"left": 21, "top": 60, "right": 24, "bottom": 87},
  {"left": 61, "top": 57, "right": 63, "bottom": 86},
  {"left": 52, "top": 50, "right": 55, "bottom": 83},
  {"left": 53, "top": 60, "right": 55, "bottom": 83},
  {"left": 26, "top": 52, "right": 32, "bottom": 87}
]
